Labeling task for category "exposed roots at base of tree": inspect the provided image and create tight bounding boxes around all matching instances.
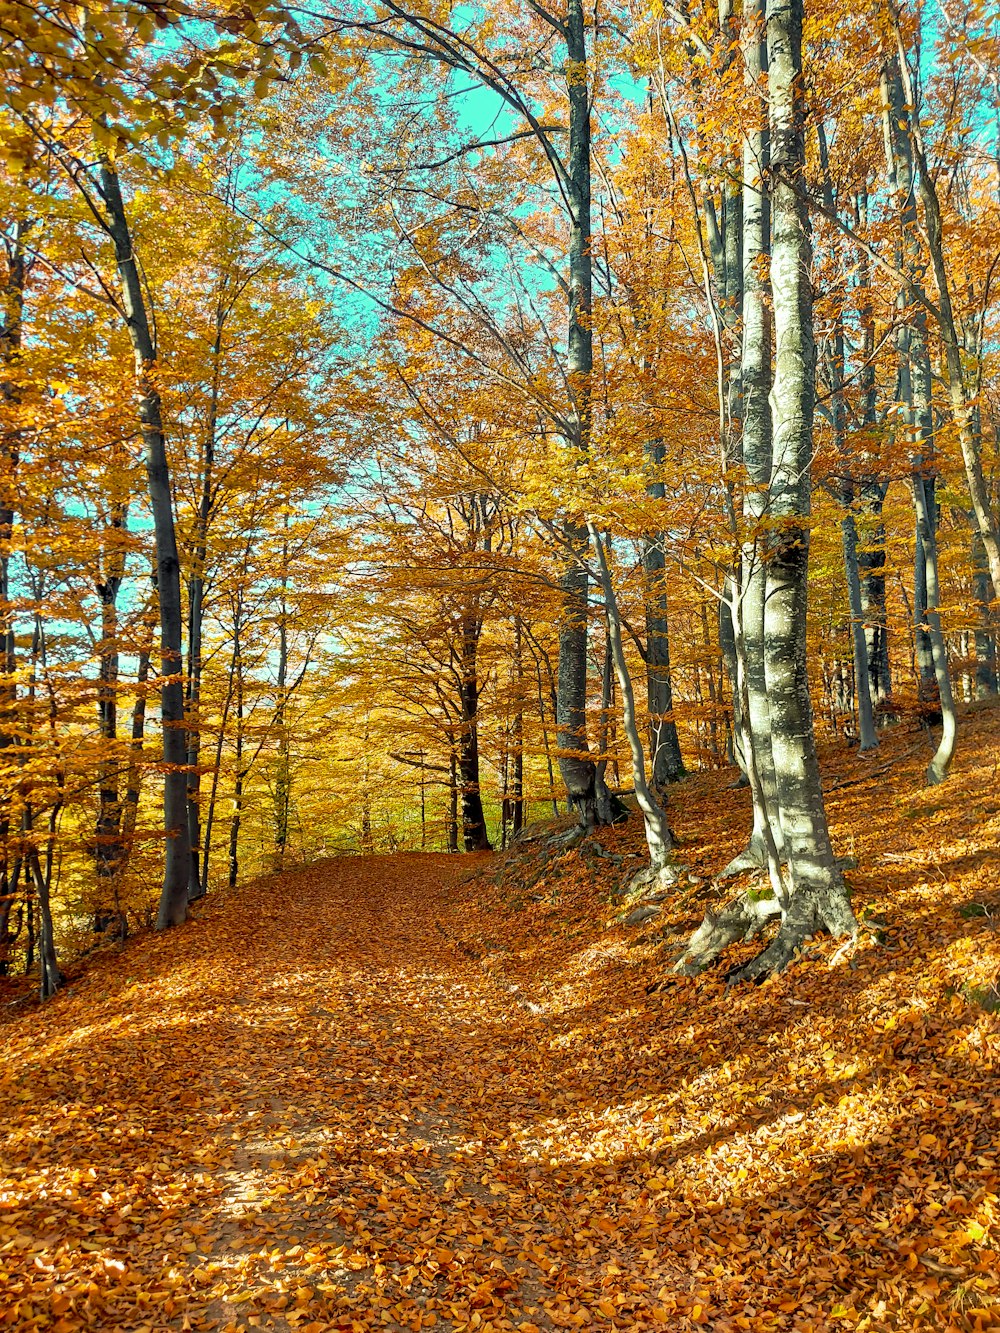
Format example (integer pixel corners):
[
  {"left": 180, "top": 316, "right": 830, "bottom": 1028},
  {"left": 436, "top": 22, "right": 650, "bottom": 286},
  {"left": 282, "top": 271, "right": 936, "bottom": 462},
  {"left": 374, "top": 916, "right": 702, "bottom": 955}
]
[
  {"left": 673, "top": 888, "right": 860, "bottom": 984},
  {"left": 672, "top": 890, "right": 783, "bottom": 976},
  {"left": 718, "top": 842, "right": 770, "bottom": 880},
  {"left": 627, "top": 861, "right": 684, "bottom": 897}
]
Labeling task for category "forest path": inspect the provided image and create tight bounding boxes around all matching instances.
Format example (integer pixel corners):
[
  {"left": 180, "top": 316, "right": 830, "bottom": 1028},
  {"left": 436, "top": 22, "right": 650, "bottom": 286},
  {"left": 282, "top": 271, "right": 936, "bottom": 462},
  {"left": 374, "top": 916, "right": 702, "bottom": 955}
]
[
  {"left": 1, "top": 854, "right": 634, "bottom": 1333},
  {"left": 5, "top": 821, "right": 1000, "bottom": 1333}
]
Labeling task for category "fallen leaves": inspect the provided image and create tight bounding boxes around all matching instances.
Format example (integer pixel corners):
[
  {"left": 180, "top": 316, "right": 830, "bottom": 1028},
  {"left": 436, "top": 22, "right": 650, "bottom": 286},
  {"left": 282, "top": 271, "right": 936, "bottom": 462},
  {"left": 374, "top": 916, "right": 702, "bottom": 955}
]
[{"left": 2, "top": 715, "right": 1000, "bottom": 1331}]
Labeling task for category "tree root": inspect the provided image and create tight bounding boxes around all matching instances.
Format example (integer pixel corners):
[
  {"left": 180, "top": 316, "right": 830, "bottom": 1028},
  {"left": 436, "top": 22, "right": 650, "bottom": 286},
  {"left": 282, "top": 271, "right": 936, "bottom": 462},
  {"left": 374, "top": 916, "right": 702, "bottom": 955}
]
[
  {"left": 718, "top": 842, "right": 768, "bottom": 879},
  {"left": 628, "top": 861, "right": 684, "bottom": 897},
  {"left": 671, "top": 889, "right": 782, "bottom": 976}
]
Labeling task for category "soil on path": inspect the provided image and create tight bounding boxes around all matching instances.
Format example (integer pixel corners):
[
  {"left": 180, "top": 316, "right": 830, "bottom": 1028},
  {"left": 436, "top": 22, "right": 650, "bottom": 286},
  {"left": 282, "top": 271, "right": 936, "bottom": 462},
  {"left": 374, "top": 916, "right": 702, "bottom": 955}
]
[
  {"left": 3, "top": 799, "right": 1000, "bottom": 1333},
  {"left": 1, "top": 855, "right": 628, "bottom": 1333}
]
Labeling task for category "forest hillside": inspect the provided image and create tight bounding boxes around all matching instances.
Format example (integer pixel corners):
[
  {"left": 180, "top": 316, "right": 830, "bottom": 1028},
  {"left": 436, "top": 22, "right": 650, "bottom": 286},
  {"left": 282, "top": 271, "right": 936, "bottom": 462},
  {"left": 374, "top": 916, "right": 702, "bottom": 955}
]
[
  {"left": 5, "top": 0, "right": 1000, "bottom": 1326},
  {"left": 1, "top": 708, "right": 999, "bottom": 1333}
]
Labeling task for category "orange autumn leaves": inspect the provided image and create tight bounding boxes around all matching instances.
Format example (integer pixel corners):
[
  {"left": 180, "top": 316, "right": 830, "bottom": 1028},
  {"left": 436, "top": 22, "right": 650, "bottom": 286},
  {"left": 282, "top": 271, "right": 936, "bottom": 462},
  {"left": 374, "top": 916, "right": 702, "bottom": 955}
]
[{"left": 1, "top": 705, "right": 999, "bottom": 1333}]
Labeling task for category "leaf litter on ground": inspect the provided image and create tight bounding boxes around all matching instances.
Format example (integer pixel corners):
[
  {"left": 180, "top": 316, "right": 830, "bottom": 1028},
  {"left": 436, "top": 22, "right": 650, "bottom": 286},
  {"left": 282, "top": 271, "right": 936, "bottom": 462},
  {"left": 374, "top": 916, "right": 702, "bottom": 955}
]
[{"left": 2, "top": 708, "right": 1000, "bottom": 1332}]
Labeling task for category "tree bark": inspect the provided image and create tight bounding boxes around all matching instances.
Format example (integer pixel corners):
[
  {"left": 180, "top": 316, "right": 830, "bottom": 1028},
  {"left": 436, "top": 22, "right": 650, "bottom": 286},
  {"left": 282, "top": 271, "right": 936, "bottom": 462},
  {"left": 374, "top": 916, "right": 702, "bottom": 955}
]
[
  {"left": 273, "top": 540, "right": 291, "bottom": 868},
  {"left": 723, "top": 0, "right": 785, "bottom": 875},
  {"left": 185, "top": 298, "right": 224, "bottom": 901},
  {"left": 591, "top": 527, "right": 673, "bottom": 875},
  {"left": 890, "top": 44, "right": 1000, "bottom": 600},
  {"left": 96, "top": 158, "right": 190, "bottom": 930},
  {"left": 699, "top": 0, "right": 855, "bottom": 980},
  {"left": 881, "top": 58, "right": 957, "bottom": 780},
  {"left": 641, "top": 538, "right": 684, "bottom": 786},
  {"left": 555, "top": 0, "right": 598, "bottom": 822},
  {"left": 511, "top": 617, "right": 525, "bottom": 835},
  {"left": 972, "top": 528, "right": 998, "bottom": 696},
  {"left": 0, "top": 219, "right": 29, "bottom": 965},
  {"left": 92, "top": 538, "right": 126, "bottom": 935},
  {"left": 458, "top": 612, "right": 492, "bottom": 851}
]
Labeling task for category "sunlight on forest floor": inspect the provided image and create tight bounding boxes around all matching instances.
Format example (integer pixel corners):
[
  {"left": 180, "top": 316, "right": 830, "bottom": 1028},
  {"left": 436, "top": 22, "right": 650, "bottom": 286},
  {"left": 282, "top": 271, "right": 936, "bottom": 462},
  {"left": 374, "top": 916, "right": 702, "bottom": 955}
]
[{"left": 2, "top": 715, "right": 1000, "bottom": 1332}]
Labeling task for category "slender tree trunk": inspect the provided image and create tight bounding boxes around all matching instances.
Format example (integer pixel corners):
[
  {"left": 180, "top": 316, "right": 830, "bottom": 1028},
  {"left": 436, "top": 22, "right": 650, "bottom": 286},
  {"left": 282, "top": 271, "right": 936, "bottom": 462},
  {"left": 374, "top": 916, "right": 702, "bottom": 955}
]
[
  {"left": 910, "top": 447, "right": 937, "bottom": 698},
  {"left": 858, "top": 478, "right": 892, "bottom": 705},
  {"left": 25, "top": 612, "right": 61, "bottom": 999},
  {"left": 591, "top": 527, "right": 673, "bottom": 876},
  {"left": 23, "top": 886, "right": 34, "bottom": 977},
  {"left": 642, "top": 530, "right": 685, "bottom": 785},
  {"left": 0, "top": 219, "right": 29, "bottom": 965},
  {"left": 853, "top": 203, "right": 893, "bottom": 710},
  {"left": 92, "top": 566, "right": 125, "bottom": 934},
  {"left": 201, "top": 641, "right": 237, "bottom": 894},
  {"left": 641, "top": 445, "right": 684, "bottom": 784},
  {"left": 225, "top": 588, "right": 246, "bottom": 888},
  {"left": 889, "top": 47, "right": 1000, "bottom": 599},
  {"left": 185, "top": 302, "right": 224, "bottom": 901},
  {"left": 447, "top": 745, "right": 459, "bottom": 852},
  {"left": 718, "top": 590, "right": 748, "bottom": 779},
  {"left": 881, "top": 60, "right": 957, "bottom": 779},
  {"left": 228, "top": 717, "right": 245, "bottom": 889},
  {"left": 0, "top": 859, "right": 22, "bottom": 977},
  {"left": 119, "top": 643, "right": 150, "bottom": 861},
  {"left": 96, "top": 159, "right": 190, "bottom": 930},
  {"left": 594, "top": 625, "right": 615, "bottom": 823},
  {"left": 815, "top": 127, "right": 877, "bottom": 750},
  {"left": 912, "top": 471, "right": 957, "bottom": 782},
  {"left": 556, "top": 0, "right": 598, "bottom": 822},
  {"left": 529, "top": 643, "right": 560, "bottom": 816},
  {"left": 457, "top": 612, "right": 492, "bottom": 851},
  {"left": 511, "top": 617, "right": 525, "bottom": 836},
  {"left": 972, "top": 528, "right": 998, "bottom": 696},
  {"left": 273, "top": 548, "right": 291, "bottom": 868},
  {"left": 909, "top": 340, "right": 957, "bottom": 783},
  {"left": 28, "top": 842, "right": 60, "bottom": 1001}
]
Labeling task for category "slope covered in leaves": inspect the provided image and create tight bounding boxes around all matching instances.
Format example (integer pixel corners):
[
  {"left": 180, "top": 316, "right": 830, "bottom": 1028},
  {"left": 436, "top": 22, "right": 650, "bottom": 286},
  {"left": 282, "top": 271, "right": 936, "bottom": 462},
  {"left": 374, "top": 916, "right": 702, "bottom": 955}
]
[{"left": 2, "top": 713, "right": 1000, "bottom": 1333}]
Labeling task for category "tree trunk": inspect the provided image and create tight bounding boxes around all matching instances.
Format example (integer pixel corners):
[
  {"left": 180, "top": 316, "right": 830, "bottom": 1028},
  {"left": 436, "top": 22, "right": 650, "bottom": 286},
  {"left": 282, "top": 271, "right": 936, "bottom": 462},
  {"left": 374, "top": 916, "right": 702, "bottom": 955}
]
[
  {"left": 641, "top": 442, "right": 685, "bottom": 784},
  {"left": 593, "top": 625, "right": 619, "bottom": 825},
  {"left": 891, "top": 46, "right": 1000, "bottom": 600},
  {"left": 881, "top": 60, "right": 957, "bottom": 779},
  {"left": 591, "top": 527, "right": 673, "bottom": 876},
  {"left": 447, "top": 745, "right": 459, "bottom": 852},
  {"left": 511, "top": 617, "right": 525, "bottom": 835},
  {"left": 556, "top": 537, "right": 596, "bottom": 821},
  {"left": 0, "top": 859, "right": 22, "bottom": 977},
  {"left": 201, "top": 634, "right": 237, "bottom": 894},
  {"left": 912, "top": 471, "right": 957, "bottom": 783},
  {"left": 857, "top": 479, "right": 892, "bottom": 706},
  {"left": 96, "top": 158, "right": 190, "bottom": 930},
  {"left": 185, "top": 301, "right": 224, "bottom": 902},
  {"left": 912, "top": 473, "right": 937, "bottom": 698},
  {"left": 92, "top": 559, "right": 126, "bottom": 935},
  {"left": 28, "top": 843, "right": 60, "bottom": 1001},
  {"left": 273, "top": 547, "right": 291, "bottom": 868},
  {"left": 972, "top": 528, "right": 998, "bottom": 696},
  {"left": 556, "top": 0, "right": 598, "bottom": 822},
  {"left": 909, "top": 334, "right": 957, "bottom": 783},
  {"left": 24, "top": 612, "right": 61, "bottom": 999},
  {"left": 228, "top": 722, "right": 245, "bottom": 888},
  {"left": 839, "top": 494, "right": 879, "bottom": 749},
  {"left": 1, "top": 219, "right": 28, "bottom": 967},
  {"left": 723, "top": 0, "right": 785, "bottom": 875},
  {"left": 815, "top": 125, "right": 877, "bottom": 750},
  {"left": 641, "top": 529, "right": 685, "bottom": 785},
  {"left": 692, "top": 0, "right": 855, "bottom": 979},
  {"left": 718, "top": 583, "right": 749, "bottom": 782},
  {"left": 458, "top": 612, "right": 492, "bottom": 851},
  {"left": 119, "top": 642, "right": 151, "bottom": 867}
]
